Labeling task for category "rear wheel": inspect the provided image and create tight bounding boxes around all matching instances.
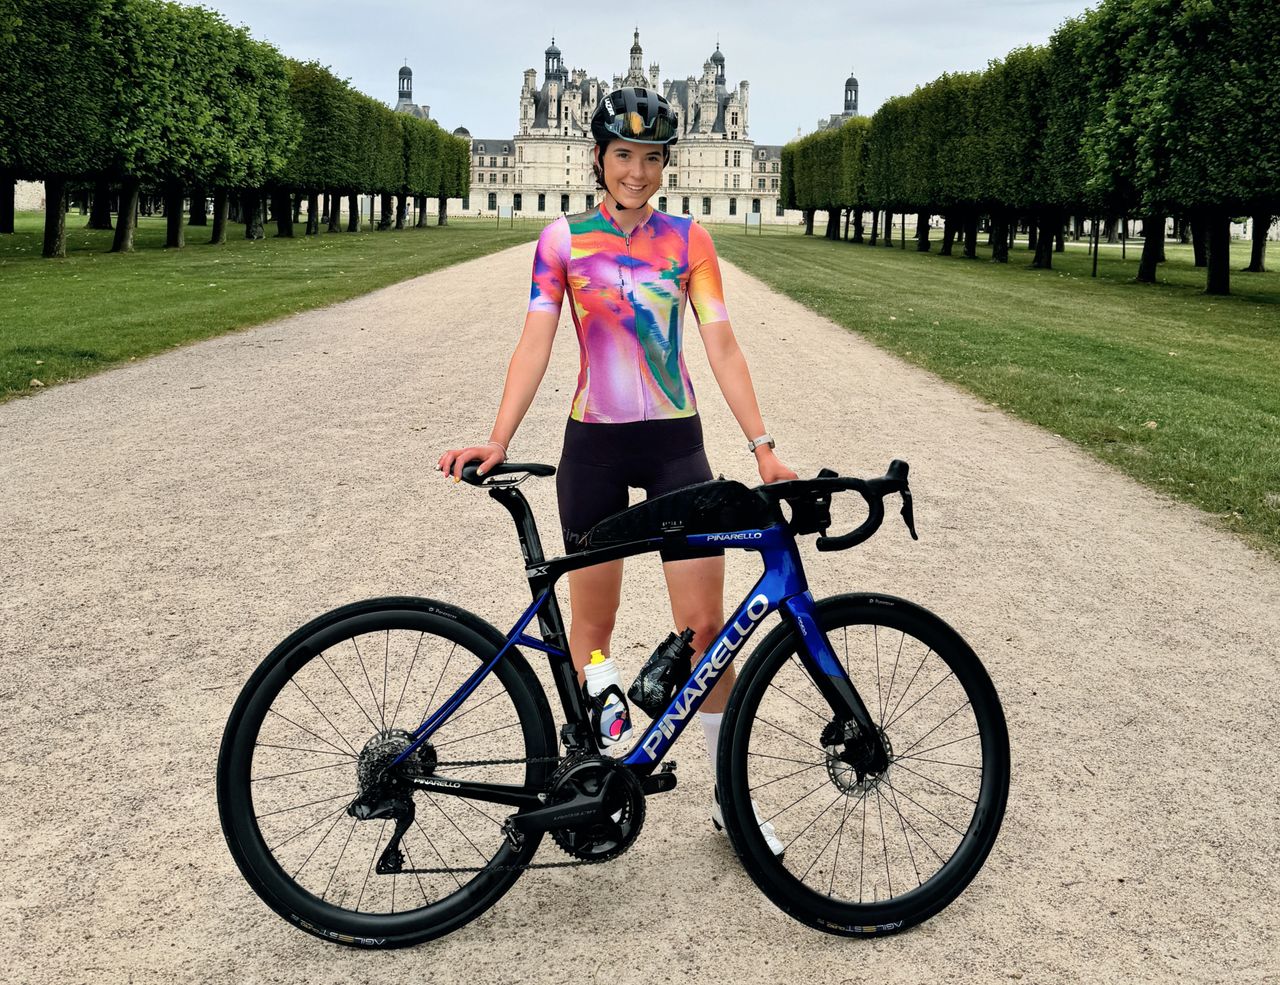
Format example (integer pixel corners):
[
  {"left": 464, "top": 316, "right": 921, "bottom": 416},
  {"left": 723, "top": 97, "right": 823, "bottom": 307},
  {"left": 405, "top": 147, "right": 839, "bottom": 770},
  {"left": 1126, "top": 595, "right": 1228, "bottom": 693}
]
[
  {"left": 217, "top": 597, "right": 556, "bottom": 948},
  {"left": 720, "top": 593, "right": 1009, "bottom": 936}
]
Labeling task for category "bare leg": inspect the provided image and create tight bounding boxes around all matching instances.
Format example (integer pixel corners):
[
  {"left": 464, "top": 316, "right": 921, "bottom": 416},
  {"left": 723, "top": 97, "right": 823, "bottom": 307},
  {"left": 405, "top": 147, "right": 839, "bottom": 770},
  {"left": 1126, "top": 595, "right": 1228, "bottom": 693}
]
[
  {"left": 567, "top": 559, "right": 624, "bottom": 684},
  {"left": 661, "top": 554, "right": 731, "bottom": 712}
]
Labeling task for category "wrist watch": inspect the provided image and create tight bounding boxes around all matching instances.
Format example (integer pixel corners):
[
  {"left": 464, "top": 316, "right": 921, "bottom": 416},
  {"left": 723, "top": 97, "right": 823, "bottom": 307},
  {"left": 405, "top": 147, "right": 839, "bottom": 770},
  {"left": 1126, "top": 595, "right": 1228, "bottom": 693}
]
[{"left": 747, "top": 433, "right": 775, "bottom": 453}]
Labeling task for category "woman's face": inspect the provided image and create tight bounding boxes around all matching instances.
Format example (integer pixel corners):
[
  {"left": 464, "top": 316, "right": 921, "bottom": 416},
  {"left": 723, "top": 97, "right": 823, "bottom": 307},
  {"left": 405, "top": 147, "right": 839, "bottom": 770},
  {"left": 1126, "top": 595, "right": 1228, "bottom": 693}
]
[{"left": 599, "top": 138, "right": 665, "bottom": 210}]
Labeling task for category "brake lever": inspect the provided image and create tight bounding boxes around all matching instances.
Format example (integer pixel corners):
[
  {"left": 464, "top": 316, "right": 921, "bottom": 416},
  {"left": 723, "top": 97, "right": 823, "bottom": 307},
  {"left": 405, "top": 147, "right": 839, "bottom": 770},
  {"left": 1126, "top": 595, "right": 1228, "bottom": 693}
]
[{"left": 900, "top": 487, "right": 919, "bottom": 540}]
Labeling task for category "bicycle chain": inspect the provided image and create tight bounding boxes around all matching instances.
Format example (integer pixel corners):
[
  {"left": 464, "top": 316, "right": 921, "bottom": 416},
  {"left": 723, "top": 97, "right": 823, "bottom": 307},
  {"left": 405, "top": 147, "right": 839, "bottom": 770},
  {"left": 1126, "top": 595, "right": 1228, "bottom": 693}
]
[{"left": 397, "top": 755, "right": 620, "bottom": 874}]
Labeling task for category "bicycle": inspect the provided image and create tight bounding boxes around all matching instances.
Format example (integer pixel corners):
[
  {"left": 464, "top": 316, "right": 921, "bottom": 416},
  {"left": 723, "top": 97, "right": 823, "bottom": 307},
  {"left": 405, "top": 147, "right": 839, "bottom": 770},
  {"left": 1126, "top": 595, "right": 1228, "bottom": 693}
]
[{"left": 217, "top": 459, "right": 1010, "bottom": 947}]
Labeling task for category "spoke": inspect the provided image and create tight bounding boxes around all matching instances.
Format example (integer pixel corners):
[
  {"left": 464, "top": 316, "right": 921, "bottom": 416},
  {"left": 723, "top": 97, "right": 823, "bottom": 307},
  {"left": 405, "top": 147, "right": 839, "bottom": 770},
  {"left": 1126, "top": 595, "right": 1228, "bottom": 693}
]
[
  {"left": 292, "top": 807, "right": 346, "bottom": 880},
  {"left": 880, "top": 631, "right": 907, "bottom": 730},
  {"left": 257, "top": 789, "right": 356, "bottom": 821},
  {"left": 756, "top": 716, "right": 828, "bottom": 756},
  {"left": 390, "top": 632, "right": 427, "bottom": 732},
  {"left": 883, "top": 669, "right": 956, "bottom": 733},
  {"left": 284, "top": 680, "right": 361, "bottom": 756},
  {"left": 766, "top": 681, "right": 828, "bottom": 722},
  {"left": 425, "top": 791, "right": 491, "bottom": 861},
  {"left": 897, "top": 731, "right": 981, "bottom": 761},
  {"left": 894, "top": 701, "right": 972, "bottom": 759},
  {"left": 413, "top": 818, "right": 464, "bottom": 890},
  {"left": 433, "top": 721, "right": 520, "bottom": 749},
  {"left": 749, "top": 760, "right": 826, "bottom": 793},
  {"left": 827, "top": 779, "right": 857, "bottom": 896},
  {"left": 886, "top": 781, "right": 923, "bottom": 886},
  {"left": 252, "top": 760, "right": 354, "bottom": 783},
  {"left": 419, "top": 642, "right": 458, "bottom": 729},
  {"left": 322, "top": 819, "right": 358, "bottom": 901},
  {"left": 266, "top": 801, "right": 351, "bottom": 853},
  {"left": 748, "top": 750, "right": 825, "bottom": 767},
  {"left": 883, "top": 781, "right": 946, "bottom": 868},
  {"left": 841, "top": 625, "right": 850, "bottom": 677},
  {"left": 892, "top": 760, "right": 979, "bottom": 804},
  {"left": 896, "top": 754, "right": 983, "bottom": 770},
  {"left": 883, "top": 649, "right": 930, "bottom": 728},
  {"left": 350, "top": 636, "right": 386, "bottom": 732},
  {"left": 316, "top": 650, "right": 381, "bottom": 736},
  {"left": 877, "top": 786, "right": 893, "bottom": 900},
  {"left": 432, "top": 688, "right": 505, "bottom": 732},
  {"left": 453, "top": 795, "right": 504, "bottom": 828},
  {"left": 784, "top": 788, "right": 854, "bottom": 854},
  {"left": 859, "top": 783, "right": 867, "bottom": 903},
  {"left": 883, "top": 778, "right": 968, "bottom": 839},
  {"left": 356, "top": 821, "right": 387, "bottom": 913},
  {"left": 255, "top": 741, "right": 356, "bottom": 759},
  {"left": 800, "top": 789, "right": 855, "bottom": 884},
  {"left": 383, "top": 631, "right": 389, "bottom": 732},
  {"left": 762, "top": 774, "right": 841, "bottom": 826},
  {"left": 874, "top": 624, "right": 883, "bottom": 727},
  {"left": 400, "top": 841, "right": 434, "bottom": 908}
]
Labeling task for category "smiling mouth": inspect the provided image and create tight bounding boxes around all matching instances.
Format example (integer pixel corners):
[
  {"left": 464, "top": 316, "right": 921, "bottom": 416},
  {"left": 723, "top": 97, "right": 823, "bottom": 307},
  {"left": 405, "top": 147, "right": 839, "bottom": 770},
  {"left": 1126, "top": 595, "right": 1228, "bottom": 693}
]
[{"left": 621, "top": 184, "right": 648, "bottom": 194}]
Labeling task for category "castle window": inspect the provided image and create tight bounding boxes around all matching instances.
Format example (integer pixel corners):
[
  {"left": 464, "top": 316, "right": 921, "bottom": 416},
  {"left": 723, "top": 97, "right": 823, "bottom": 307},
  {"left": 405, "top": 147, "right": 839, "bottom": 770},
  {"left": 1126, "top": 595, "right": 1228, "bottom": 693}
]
[
  {"left": 502, "top": 156, "right": 508, "bottom": 167},
  {"left": 752, "top": 198, "right": 760, "bottom": 214},
  {"left": 771, "top": 162, "right": 779, "bottom": 172},
  {"left": 586, "top": 194, "right": 595, "bottom": 209},
  {"left": 758, "top": 178, "right": 765, "bottom": 190},
  {"left": 462, "top": 195, "right": 469, "bottom": 210},
  {"left": 733, "top": 174, "right": 740, "bottom": 188},
  {"left": 724, "top": 150, "right": 729, "bottom": 167},
  {"left": 518, "top": 147, "right": 523, "bottom": 162},
  {"left": 731, "top": 112, "right": 738, "bottom": 126},
  {"left": 538, "top": 192, "right": 546, "bottom": 211},
  {"left": 503, "top": 144, "right": 509, "bottom": 153},
  {"left": 658, "top": 196, "right": 667, "bottom": 212},
  {"left": 758, "top": 149, "right": 765, "bottom": 160},
  {"left": 668, "top": 173, "right": 676, "bottom": 188},
  {"left": 487, "top": 192, "right": 496, "bottom": 210},
  {"left": 771, "top": 178, "right": 779, "bottom": 191},
  {"left": 561, "top": 194, "right": 570, "bottom": 212},
  {"left": 514, "top": 193, "right": 523, "bottom": 210},
  {"left": 478, "top": 144, "right": 485, "bottom": 153},
  {"left": 733, "top": 150, "right": 741, "bottom": 167},
  {"left": 681, "top": 196, "right": 690, "bottom": 214},
  {"left": 502, "top": 173, "right": 508, "bottom": 183},
  {"left": 701, "top": 196, "right": 710, "bottom": 215},
  {"left": 729, "top": 198, "right": 737, "bottom": 216},
  {"left": 776, "top": 199, "right": 784, "bottom": 217}
]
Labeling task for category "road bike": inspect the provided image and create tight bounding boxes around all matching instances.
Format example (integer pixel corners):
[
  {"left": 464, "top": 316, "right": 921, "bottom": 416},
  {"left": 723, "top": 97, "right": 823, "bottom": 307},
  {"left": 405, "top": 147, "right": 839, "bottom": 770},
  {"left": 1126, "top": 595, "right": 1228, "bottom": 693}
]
[{"left": 217, "top": 459, "right": 1010, "bottom": 947}]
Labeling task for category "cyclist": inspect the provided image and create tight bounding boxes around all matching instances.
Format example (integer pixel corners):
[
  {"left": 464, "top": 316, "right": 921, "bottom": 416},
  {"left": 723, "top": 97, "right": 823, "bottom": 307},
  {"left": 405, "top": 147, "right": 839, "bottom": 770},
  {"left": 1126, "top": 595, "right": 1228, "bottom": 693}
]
[{"left": 438, "top": 86, "right": 794, "bottom": 854}]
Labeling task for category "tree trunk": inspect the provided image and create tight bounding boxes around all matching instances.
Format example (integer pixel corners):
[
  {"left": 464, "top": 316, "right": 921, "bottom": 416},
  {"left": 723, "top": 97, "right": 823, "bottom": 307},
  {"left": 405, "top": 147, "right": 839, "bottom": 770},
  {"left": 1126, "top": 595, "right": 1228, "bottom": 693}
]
[
  {"left": 292, "top": 196, "right": 302, "bottom": 224},
  {"left": 1030, "top": 210, "right": 1054, "bottom": 269},
  {"left": 110, "top": 177, "right": 141, "bottom": 252},
  {"left": 437, "top": 195, "right": 449, "bottom": 226},
  {"left": 415, "top": 194, "right": 428, "bottom": 228},
  {"left": 868, "top": 208, "right": 879, "bottom": 246},
  {"left": 962, "top": 212, "right": 978, "bottom": 259},
  {"left": 883, "top": 210, "right": 893, "bottom": 246},
  {"left": 244, "top": 188, "right": 265, "bottom": 240},
  {"left": 395, "top": 192, "right": 408, "bottom": 230},
  {"left": 229, "top": 193, "right": 242, "bottom": 224},
  {"left": 188, "top": 187, "right": 207, "bottom": 226},
  {"left": 1105, "top": 217, "right": 1119, "bottom": 245},
  {"left": 916, "top": 211, "right": 930, "bottom": 252},
  {"left": 275, "top": 188, "right": 294, "bottom": 237},
  {"left": 990, "top": 210, "right": 1009, "bottom": 263},
  {"left": 210, "top": 188, "right": 228, "bottom": 244},
  {"left": 320, "top": 191, "right": 330, "bottom": 226},
  {"left": 802, "top": 208, "right": 814, "bottom": 235},
  {"left": 1243, "top": 213, "right": 1269, "bottom": 272},
  {"left": 1055, "top": 222, "right": 1065, "bottom": 253},
  {"left": 940, "top": 212, "right": 954, "bottom": 255},
  {"left": 1190, "top": 214, "right": 1207, "bottom": 267},
  {"left": 347, "top": 192, "right": 361, "bottom": 232},
  {"left": 163, "top": 180, "right": 184, "bottom": 248},
  {"left": 87, "top": 176, "right": 113, "bottom": 230},
  {"left": 852, "top": 208, "right": 864, "bottom": 244},
  {"left": 1136, "top": 212, "right": 1164, "bottom": 283},
  {"left": 1179, "top": 216, "right": 1191, "bottom": 245},
  {"left": 306, "top": 192, "right": 320, "bottom": 235},
  {"left": 1205, "top": 210, "right": 1231, "bottom": 295},
  {"left": 0, "top": 166, "right": 14, "bottom": 234},
  {"left": 1027, "top": 217, "right": 1038, "bottom": 252},
  {"left": 42, "top": 175, "right": 68, "bottom": 258},
  {"left": 328, "top": 191, "right": 342, "bottom": 232},
  {"left": 842, "top": 207, "right": 850, "bottom": 240},
  {"left": 824, "top": 207, "right": 841, "bottom": 240}
]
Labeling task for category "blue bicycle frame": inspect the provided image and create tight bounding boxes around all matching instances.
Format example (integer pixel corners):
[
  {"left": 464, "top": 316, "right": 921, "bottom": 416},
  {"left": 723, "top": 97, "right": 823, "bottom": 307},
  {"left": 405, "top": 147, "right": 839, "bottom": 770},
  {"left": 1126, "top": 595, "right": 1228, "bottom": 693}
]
[{"left": 390, "top": 477, "right": 882, "bottom": 786}]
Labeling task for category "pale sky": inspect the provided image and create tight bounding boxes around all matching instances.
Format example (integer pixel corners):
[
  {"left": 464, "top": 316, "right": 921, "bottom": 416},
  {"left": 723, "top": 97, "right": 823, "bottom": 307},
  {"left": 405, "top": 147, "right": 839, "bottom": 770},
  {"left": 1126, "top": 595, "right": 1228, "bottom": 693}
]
[{"left": 196, "top": 0, "right": 1095, "bottom": 144}]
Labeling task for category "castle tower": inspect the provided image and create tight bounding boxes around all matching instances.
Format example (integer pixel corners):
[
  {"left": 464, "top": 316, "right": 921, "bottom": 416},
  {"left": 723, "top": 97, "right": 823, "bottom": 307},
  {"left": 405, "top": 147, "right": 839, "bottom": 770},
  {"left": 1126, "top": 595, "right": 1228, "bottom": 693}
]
[{"left": 844, "top": 72, "right": 859, "bottom": 114}]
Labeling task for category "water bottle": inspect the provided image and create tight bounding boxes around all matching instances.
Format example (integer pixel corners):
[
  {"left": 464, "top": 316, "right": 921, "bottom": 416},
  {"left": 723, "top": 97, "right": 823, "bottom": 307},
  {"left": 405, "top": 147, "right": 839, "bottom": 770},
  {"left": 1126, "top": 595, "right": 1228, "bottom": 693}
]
[
  {"left": 629, "top": 628, "right": 696, "bottom": 718},
  {"left": 583, "top": 649, "right": 633, "bottom": 746}
]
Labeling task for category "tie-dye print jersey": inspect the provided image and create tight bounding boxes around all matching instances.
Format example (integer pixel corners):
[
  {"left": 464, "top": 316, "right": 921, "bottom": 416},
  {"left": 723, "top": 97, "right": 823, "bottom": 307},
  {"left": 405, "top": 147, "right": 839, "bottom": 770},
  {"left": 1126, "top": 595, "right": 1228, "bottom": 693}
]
[{"left": 527, "top": 203, "right": 729, "bottom": 423}]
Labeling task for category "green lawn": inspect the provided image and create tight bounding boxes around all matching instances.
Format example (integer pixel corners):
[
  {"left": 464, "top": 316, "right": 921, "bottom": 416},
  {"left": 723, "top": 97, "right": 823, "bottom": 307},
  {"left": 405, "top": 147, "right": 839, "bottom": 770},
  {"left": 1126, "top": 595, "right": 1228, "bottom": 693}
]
[
  {"left": 0, "top": 211, "right": 539, "bottom": 401},
  {"left": 709, "top": 224, "right": 1280, "bottom": 559}
]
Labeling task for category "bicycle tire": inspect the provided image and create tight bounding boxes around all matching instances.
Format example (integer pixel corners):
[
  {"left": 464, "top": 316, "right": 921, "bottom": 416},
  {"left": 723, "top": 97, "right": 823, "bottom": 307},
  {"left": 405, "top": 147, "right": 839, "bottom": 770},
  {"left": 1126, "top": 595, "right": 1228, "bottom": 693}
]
[
  {"left": 719, "top": 593, "right": 1009, "bottom": 936},
  {"left": 217, "top": 596, "right": 557, "bottom": 948}
]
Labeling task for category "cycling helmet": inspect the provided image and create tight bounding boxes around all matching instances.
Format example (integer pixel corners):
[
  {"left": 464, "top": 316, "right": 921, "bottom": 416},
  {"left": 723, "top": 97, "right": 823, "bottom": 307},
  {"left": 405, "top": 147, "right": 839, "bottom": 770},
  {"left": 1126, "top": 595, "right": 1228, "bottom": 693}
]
[{"left": 590, "top": 87, "right": 680, "bottom": 146}]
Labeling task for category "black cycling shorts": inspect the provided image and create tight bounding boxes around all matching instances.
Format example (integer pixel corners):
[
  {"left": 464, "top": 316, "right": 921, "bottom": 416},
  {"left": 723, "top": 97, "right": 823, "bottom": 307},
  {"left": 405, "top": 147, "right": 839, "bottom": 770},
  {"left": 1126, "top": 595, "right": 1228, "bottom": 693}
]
[{"left": 556, "top": 414, "right": 725, "bottom": 562}]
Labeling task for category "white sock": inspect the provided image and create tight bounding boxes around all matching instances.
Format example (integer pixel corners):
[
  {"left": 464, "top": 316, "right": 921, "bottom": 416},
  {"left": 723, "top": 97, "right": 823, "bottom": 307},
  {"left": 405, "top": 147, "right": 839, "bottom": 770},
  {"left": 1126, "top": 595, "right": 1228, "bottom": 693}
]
[{"left": 700, "top": 712, "right": 723, "bottom": 780}]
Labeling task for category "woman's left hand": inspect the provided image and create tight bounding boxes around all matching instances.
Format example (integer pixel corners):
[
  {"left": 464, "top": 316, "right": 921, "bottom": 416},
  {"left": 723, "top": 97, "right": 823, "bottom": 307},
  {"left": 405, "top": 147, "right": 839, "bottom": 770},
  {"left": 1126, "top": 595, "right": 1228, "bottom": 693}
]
[{"left": 755, "top": 449, "right": 799, "bottom": 484}]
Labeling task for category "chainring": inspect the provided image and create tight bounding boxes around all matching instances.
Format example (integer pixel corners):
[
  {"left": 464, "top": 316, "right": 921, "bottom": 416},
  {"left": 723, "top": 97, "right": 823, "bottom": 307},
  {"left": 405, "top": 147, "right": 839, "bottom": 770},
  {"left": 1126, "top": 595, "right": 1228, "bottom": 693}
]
[{"left": 548, "top": 754, "right": 646, "bottom": 863}]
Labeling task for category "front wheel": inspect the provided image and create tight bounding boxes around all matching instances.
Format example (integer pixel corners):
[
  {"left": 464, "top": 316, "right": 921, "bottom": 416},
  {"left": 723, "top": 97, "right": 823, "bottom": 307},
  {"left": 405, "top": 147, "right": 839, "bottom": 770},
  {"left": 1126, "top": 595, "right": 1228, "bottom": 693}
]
[
  {"left": 719, "top": 593, "right": 1009, "bottom": 936},
  {"left": 217, "top": 597, "right": 557, "bottom": 948}
]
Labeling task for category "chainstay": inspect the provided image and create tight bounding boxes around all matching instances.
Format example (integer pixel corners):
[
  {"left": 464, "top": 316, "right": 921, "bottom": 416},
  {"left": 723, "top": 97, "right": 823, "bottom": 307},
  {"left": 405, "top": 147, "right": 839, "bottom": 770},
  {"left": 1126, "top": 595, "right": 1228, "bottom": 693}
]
[{"left": 405, "top": 754, "right": 628, "bottom": 872}]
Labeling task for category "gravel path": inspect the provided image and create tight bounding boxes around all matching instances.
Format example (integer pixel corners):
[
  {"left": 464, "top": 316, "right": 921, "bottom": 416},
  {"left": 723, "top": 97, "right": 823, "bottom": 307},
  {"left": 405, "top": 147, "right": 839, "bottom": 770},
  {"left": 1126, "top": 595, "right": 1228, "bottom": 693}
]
[{"left": 3, "top": 241, "right": 1277, "bottom": 984}]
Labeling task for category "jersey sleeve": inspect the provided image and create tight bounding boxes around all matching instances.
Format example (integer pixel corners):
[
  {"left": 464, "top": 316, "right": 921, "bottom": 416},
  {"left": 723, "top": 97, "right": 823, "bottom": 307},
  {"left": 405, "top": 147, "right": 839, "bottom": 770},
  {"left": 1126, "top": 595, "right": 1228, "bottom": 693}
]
[
  {"left": 527, "top": 216, "right": 571, "bottom": 315},
  {"left": 687, "top": 221, "right": 730, "bottom": 326}
]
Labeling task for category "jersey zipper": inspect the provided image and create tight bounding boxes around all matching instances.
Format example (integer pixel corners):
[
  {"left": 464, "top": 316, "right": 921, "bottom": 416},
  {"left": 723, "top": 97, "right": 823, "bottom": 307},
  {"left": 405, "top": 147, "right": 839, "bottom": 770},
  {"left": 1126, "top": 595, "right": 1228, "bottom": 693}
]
[{"left": 623, "top": 229, "right": 648, "bottom": 421}]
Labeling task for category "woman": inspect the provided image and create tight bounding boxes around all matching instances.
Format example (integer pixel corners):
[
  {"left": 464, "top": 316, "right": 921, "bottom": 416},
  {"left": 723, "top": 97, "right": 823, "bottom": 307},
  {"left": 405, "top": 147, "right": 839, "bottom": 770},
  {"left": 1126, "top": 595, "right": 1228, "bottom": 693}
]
[{"left": 438, "top": 87, "right": 794, "bottom": 852}]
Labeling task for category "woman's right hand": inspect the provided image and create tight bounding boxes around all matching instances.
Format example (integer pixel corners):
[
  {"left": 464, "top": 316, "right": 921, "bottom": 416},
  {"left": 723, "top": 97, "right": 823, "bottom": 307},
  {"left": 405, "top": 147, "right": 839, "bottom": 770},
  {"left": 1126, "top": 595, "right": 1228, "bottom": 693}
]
[{"left": 437, "top": 441, "right": 507, "bottom": 481}]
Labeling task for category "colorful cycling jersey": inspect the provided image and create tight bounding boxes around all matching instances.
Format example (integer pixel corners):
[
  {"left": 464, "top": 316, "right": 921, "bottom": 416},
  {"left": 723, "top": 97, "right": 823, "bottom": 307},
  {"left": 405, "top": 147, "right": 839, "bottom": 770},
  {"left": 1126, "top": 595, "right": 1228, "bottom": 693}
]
[{"left": 527, "top": 202, "right": 729, "bottom": 423}]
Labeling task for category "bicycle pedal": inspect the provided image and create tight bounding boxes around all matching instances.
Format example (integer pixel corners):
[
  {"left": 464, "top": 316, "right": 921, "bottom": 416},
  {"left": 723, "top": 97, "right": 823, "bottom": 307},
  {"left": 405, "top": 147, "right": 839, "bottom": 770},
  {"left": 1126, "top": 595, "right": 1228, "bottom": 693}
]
[{"left": 641, "top": 761, "right": 677, "bottom": 795}]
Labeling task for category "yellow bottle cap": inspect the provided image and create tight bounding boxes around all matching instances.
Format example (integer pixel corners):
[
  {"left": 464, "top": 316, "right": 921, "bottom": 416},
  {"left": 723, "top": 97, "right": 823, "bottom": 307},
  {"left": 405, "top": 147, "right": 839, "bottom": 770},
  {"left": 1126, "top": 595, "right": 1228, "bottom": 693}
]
[{"left": 589, "top": 649, "right": 606, "bottom": 664}]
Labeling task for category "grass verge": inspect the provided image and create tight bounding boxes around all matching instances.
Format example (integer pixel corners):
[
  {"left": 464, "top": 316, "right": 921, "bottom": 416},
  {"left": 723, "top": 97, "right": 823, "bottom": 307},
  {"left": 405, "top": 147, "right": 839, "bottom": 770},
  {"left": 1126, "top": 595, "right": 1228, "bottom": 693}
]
[
  {"left": 1, "top": 212, "right": 540, "bottom": 401},
  {"left": 709, "top": 225, "right": 1280, "bottom": 558}
]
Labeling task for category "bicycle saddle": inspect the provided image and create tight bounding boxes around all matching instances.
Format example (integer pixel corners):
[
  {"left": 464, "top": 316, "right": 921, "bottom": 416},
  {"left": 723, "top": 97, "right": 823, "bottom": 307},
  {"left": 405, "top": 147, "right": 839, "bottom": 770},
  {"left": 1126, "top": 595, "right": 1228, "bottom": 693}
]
[{"left": 460, "top": 462, "right": 556, "bottom": 486}]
